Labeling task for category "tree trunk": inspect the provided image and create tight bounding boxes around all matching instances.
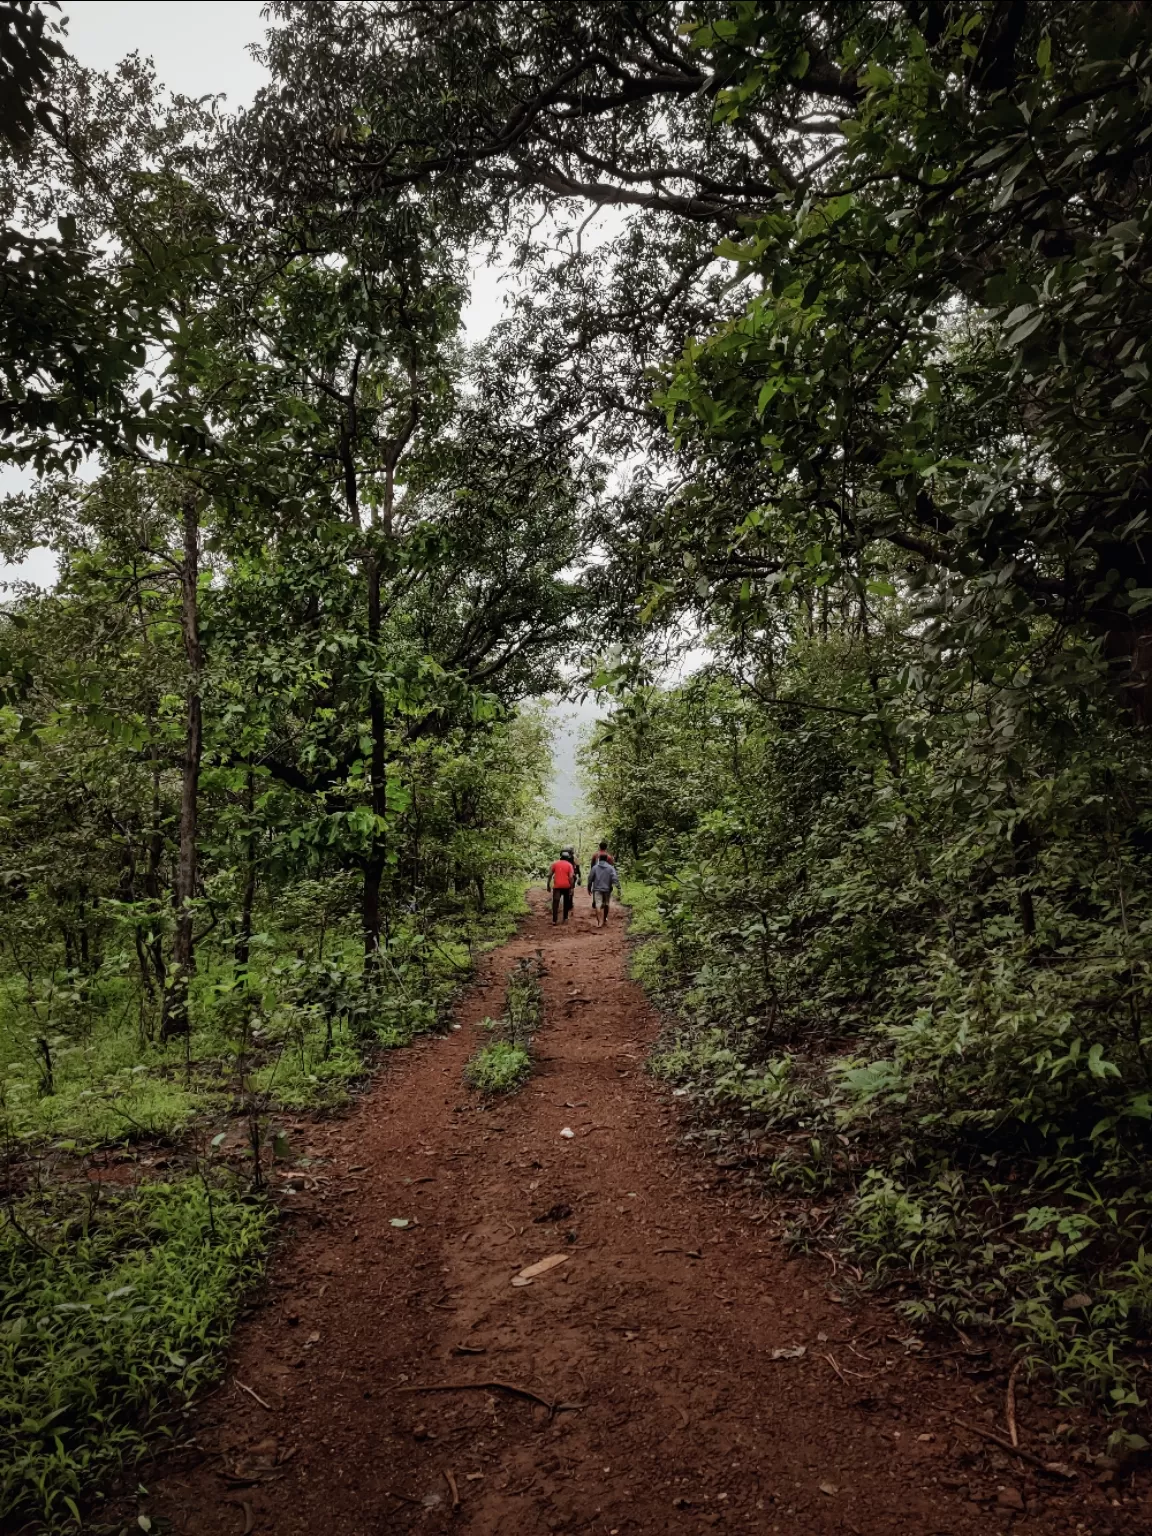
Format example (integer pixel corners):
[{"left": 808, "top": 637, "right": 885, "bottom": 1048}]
[
  {"left": 161, "top": 486, "right": 202, "bottom": 1040},
  {"left": 235, "top": 764, "right": 256, "bottom": 972},
  {"left": 145, "top": 748, "right": 167, "bottom": 996},
  {"left": 362, "top": 546, "right": 387, "bottom": 962},
  {"left": 357, "top": 381, "right": 418, "bottom": 964}
]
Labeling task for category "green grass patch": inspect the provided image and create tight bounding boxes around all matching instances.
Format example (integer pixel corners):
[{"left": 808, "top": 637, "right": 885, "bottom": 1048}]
[
  {"left": 619, "top": 877, "right": 662, "bottom": 936},
  {"left": 464, "top": 953, "right": 543, "bottom": 1095},
  {"left": 464, "top": 1038, "right": 532, "bottom": 1093},
  {"left": 0, "top": 1178, "right": 272, "bottom": 1530}
]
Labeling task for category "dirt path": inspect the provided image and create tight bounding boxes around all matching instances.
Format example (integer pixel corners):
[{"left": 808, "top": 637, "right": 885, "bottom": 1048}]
[{"left": 151, "top": 891, "right": 1145, "bottom": 1535}]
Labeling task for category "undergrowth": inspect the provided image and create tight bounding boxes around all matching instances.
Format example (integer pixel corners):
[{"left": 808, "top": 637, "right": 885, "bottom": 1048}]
[
  {"left": 466, "top": 1037, "right": 532, "bottom": 1093},
  {"left": 633, "top": 880, "right": 1152, "bottom": 1419},
  {"left": 0, "top": 884, "right": 524, "bottom": 1153},
  {"left": 465, "top": 952, "right": 543, "bottom": 1095},
  {"left": 0, "top": 883, "right": 527, "bottom": 1526},
  {"left": 0, "top": 1179, "right": 271, "bottom": 1530}
]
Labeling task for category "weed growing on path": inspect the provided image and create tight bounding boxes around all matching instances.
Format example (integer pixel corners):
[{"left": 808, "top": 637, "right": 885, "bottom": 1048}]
[
  {"left": 465, "top": 953, "right": 543, "bottom": 1095},
  {"left": 466, "top": 1037, "right": 532, "bottom": 1093}
]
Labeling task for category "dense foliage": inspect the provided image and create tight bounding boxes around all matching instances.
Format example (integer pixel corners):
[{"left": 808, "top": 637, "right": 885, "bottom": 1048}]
[
  {"left": 574, "top": 0, "right": 1152, "bottom": 1417},
  {"left": 4, "top": 0, "right": 1152, "bottom": 1515}
]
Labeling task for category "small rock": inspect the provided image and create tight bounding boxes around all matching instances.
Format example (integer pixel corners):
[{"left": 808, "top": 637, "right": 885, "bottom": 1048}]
[
  {"left": 819, "top": 1481, "right": 839, "bottom": 1497},
  {"left": 996, "top": 1486, "right": 1025, "bottom": 1511}
]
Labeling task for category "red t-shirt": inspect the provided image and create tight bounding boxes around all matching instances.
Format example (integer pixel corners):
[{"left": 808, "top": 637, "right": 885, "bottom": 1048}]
[{"left": 550, "top": 859, "right": 575, "bottom": 889}]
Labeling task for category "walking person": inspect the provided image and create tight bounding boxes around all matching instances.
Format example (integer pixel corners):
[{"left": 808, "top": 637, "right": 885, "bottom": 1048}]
[
  {"left": 547, "top": 849, "right": 577, "bottom": 924},
  {"left": 588, "top": 850, "right": 621, "bottom": 927}
]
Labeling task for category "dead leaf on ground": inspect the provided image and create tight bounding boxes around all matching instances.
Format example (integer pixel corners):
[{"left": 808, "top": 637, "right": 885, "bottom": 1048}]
[
  {"left": 1062, "top": 1292, "right": 1092, "bottom": 1312},
  {"left": 451, "top": 1344, "right": 486, "bottom": 1356},
  {"left": 221, "top": 1439, "right": 295, "bottom": 1487},
  {"left": 819, "top": 1481, "right": 839, "bottom": 1497},
  {"left": 511, "top": 1253, "right": 568, "bottom": 1286},
  {"left": 770, "top": 1345, "right": 807, "bottom": 1360}
]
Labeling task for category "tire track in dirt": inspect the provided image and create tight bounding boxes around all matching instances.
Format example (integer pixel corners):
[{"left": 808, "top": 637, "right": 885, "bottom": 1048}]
[{"left": 149, "top": 891, "right": 1144, "bottom": 1535}]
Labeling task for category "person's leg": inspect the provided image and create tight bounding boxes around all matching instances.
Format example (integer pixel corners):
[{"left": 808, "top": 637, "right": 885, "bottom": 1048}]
[
  {"left": 552, "top": 887, "right": 561, "bottom": 923},
  {"left": 562, "top": 888, "right": 573, "bottom": 922}
]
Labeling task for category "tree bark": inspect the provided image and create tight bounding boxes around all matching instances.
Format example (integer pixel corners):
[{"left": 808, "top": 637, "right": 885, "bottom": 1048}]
[
  {"left": 161, "top": 485, "right": 203, "bottom": 1040},
  {"left": 361, "top": 398, "right": 417, "bottom": 961},
  {"left": 144, "top": 747, "right": 167, "bottom": 996},
  {"left": 235, "top": 764, "right": 256, "bottom": 972},
  {"left": 362, "top": 543, "right": 388, "bottom": 962}
]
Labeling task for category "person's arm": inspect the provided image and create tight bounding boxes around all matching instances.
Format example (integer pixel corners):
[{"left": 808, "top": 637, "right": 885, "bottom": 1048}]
[
  {"left": 547, "top": 866, "right": 554, "bottom": 891},
  {"left": 611, "top": 865, "right": 621, "bottom": 890}
]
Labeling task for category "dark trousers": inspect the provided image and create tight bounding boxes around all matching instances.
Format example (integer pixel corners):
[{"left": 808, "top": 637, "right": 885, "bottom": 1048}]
[{"left": 551, "top": 887, "right": 573, "bottom": 923}]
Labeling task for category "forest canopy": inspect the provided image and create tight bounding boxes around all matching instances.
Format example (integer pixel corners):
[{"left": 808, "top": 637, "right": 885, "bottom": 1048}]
[{"left": 2, "top": 0, "right": 1152, "bottom": 1523}]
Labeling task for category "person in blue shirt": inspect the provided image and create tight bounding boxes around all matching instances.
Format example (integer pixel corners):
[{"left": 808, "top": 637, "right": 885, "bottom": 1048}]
[{"left": 587, "top": 850, "right": 621, "bottom": 928}]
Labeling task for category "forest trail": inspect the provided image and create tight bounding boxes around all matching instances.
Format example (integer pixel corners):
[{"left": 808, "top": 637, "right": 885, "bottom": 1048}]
[{"left": 150, "top": 892, "right": 1128, "bottom": 1536}]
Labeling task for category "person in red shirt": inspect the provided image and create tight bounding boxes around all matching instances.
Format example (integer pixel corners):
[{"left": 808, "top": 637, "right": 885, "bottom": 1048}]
[{"left": 547, "top": 850, "right": 576, "bottom": 924}]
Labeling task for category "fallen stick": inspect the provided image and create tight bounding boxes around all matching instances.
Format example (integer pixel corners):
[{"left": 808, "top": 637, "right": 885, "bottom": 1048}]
[
  {"left": 396, "top": 1379, "right": 583, "bottom": 1416},
  {"left": 822, "top": 1353, "right": 850, "bottom": 1387},
  {"left": 445, "top": 1469, "right": 460, "bottom": 1508},
  {"left": 1006, "top": 1359, "right": 1022, "bottom": 1448},
  {"left": 235, "top": 1380, "right": 272, "bottom": 1411},
  {"left": 385, "top": 1488, "right": 422, "bottom": 1506},
  {"left": 952, "top": 1419, "right": 1075, "bottom": 1477}
]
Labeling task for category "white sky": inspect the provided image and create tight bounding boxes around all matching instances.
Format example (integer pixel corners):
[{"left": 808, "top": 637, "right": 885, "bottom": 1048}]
[{"left": 0, "top": 1, "right": 514, "bottom": 586}]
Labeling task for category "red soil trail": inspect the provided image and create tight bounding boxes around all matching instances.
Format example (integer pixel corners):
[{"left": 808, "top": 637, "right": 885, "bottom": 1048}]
[{"left": 151, "top": 891, "right": 1146, "bottom": 1535}]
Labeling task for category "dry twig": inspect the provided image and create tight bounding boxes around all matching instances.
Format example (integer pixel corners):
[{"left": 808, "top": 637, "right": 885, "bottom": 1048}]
[
  {"left": 1006, "top": 1359, "right": 1022, "bottom": 1448},
  {"left": 396, "top": 1379, "right": 583, "bottom": 1417},
  {"left": 822, "top": 1352, "right": 850, "bottom": 1387},
  {"left": 952, "top": 1419, "right": 1075, "bottom": 1478}
]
